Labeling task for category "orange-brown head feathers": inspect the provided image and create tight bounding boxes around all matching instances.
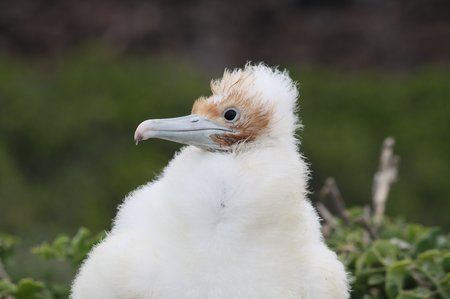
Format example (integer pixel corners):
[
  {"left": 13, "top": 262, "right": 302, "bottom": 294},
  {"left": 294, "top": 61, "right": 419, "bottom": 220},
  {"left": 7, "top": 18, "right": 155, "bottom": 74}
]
[
  {"left": 191, "top": 64, "right": 299, "bottom": 149},
  {"left": 192, "top": 80, "right": 274, "bottom": 147}
]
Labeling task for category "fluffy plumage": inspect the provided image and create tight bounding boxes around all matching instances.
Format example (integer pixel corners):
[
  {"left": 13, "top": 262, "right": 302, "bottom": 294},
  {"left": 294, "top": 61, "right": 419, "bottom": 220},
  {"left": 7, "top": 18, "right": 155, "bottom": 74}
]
[{"left": 71, "top": 64, "right": 349, "bottom": 299}]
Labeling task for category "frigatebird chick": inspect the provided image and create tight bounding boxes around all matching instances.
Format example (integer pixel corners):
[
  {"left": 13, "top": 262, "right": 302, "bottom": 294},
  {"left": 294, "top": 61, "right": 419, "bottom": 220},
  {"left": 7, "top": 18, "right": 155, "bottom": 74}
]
[{"left": 71, "top": 64, "right": 349, "bottom": 299}]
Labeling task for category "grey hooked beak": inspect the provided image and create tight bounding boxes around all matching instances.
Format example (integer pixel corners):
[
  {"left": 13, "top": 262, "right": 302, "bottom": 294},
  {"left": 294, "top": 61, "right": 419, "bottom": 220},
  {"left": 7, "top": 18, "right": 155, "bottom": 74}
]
[{"left": 134, "top": 114, "right": 233, "bottom": 150}]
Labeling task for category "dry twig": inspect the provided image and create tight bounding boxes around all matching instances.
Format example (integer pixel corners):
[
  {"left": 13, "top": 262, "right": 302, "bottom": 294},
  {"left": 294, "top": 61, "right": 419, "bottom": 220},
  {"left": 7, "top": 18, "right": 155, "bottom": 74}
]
[
  {"left": 316, "top": 202, "right": 338, "bottom": 237},
  {"left": 316, "top": 202, "right": 338, "bottom": 228},
  {"left": 372, "top": 137, "right": 399, "bottom": 225},
  {"left": 355, "top": 205, "right": 378, "bottom": 241},
  {"left": 319, "top": 178, "right": 350, "bottom": 223}
]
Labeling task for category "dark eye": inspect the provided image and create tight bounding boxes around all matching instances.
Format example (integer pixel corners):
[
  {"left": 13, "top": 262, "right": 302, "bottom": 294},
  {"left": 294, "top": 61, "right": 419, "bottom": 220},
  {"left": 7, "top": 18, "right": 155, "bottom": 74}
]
[{"left": 223, "top": 108, "right": 240, "bottom": 122}]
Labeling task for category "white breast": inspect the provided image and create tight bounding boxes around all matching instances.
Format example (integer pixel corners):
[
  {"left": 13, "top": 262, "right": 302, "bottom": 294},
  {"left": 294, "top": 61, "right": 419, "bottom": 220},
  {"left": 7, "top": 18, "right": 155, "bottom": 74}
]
[{"left": 72, "top": 145, "right": 349, "bottom": 299}]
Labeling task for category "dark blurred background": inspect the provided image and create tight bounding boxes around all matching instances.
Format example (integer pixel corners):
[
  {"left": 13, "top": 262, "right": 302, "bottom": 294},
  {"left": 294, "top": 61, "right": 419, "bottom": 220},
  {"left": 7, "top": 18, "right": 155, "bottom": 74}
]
[{"left": 0, "top": 0, "right": 449, "bottom": 280}]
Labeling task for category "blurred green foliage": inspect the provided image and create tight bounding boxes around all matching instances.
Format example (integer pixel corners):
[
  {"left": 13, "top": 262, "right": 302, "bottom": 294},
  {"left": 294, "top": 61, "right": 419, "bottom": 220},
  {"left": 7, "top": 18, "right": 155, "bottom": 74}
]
[
  {"left": 0, "top": 49, "right": 208, "bottom": 238},
  {"left": 0, "top": 228, "right": 103, "bottom": 299},
  {"left": 31, "top": 228, "right": 105, "bottom": 268},
  {"left": 0, "top": 48, "right": 449, "bottom": 240},
  {"left": 328, "top": 208, "right": 450, "bottom": 299}
]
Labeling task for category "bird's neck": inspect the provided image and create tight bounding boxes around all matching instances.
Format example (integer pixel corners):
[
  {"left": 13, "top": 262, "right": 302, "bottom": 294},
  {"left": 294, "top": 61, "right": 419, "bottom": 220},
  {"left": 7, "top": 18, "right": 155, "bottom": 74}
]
[{"left": 160, "top": 145, "right": 309, "bottom": 240}]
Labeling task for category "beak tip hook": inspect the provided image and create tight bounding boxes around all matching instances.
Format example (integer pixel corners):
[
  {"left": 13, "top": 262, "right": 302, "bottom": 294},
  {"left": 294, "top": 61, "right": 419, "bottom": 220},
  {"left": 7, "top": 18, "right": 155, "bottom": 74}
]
[{"left": 134, "top": 133, "right": 143, "bottom": 145}]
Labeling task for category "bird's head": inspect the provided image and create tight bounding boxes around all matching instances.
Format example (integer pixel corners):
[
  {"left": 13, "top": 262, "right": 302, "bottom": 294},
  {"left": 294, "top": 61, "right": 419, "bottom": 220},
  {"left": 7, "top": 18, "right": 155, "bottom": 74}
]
[{"left": 135, "top": 64, "right": 300, "bottom": 152}]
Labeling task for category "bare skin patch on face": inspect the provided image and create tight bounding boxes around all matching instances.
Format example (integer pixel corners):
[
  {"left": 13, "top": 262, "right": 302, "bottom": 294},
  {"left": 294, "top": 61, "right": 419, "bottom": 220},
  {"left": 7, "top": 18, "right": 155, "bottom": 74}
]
[{"left": 191, "top": 76, "right": 274, "bottom": 148}]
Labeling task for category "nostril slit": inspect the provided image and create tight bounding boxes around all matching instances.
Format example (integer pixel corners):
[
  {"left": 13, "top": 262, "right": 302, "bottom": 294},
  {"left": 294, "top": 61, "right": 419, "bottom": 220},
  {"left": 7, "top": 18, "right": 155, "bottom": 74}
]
[{"left": 191, "top": 118, "right": 200, "bottom": 123}]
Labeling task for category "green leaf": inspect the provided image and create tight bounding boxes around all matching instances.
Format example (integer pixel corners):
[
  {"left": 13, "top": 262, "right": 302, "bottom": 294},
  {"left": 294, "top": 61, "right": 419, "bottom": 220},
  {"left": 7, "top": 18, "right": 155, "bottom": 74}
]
[
  {"left": 417, "top": 250, "right": 445, "bottom": 278},
  {"left": 415, "top": 228, "right": 441, "bottom": 254},
  {"left": 443, "top": 252, "right": 450, "bottom": 273},
  {"left": 404, "top": 224, "right": 428, "bottom": 245},
  {"left": 371, "top": 240, "right": 400, "bottom": 267},
  {"left": 368, "top": 274, "right": 385, "bottom": 286},
  {"left": 0, "top": 279, "right": 17, "bottom": 295},
  {"left": 15, "top": 278, "right": 44, "bottom": 299},
  {"left": 396, "top": 287, "right": 433, "bottom": 299},
  {"left": 0, "top": 233, "right": 19, "bottom": 261},
  {"left": 439, "top": 272, "right": 450, "bottom": 299},
  {"left": 385, "top": 259, "right": 412, "bottom": 299},
  {"left": 32, "top": 227, "right": 104, "bottom": 266},
  {"left": 70, "top": 227, "right": 99, "bottom": 266}
]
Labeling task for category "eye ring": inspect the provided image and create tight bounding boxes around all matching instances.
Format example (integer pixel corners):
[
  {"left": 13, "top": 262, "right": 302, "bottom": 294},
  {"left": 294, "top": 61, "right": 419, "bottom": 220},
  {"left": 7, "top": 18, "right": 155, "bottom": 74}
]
[{"left": 223, "top": 107, "right": 240, "bottom": 122}]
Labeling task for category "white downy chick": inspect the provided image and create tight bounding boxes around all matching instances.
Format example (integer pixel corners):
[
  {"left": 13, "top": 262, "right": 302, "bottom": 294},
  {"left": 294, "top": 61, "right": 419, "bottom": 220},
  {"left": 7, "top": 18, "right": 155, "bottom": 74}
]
[{"left": 71, "top": 64, "right": 350, "bottom": 299}]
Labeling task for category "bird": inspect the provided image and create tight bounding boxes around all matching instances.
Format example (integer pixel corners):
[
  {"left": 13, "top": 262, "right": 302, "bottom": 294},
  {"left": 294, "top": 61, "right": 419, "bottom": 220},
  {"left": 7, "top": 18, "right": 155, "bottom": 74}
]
[{"left": 71, "top": 64, "right": 349, "bottom": 299}]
